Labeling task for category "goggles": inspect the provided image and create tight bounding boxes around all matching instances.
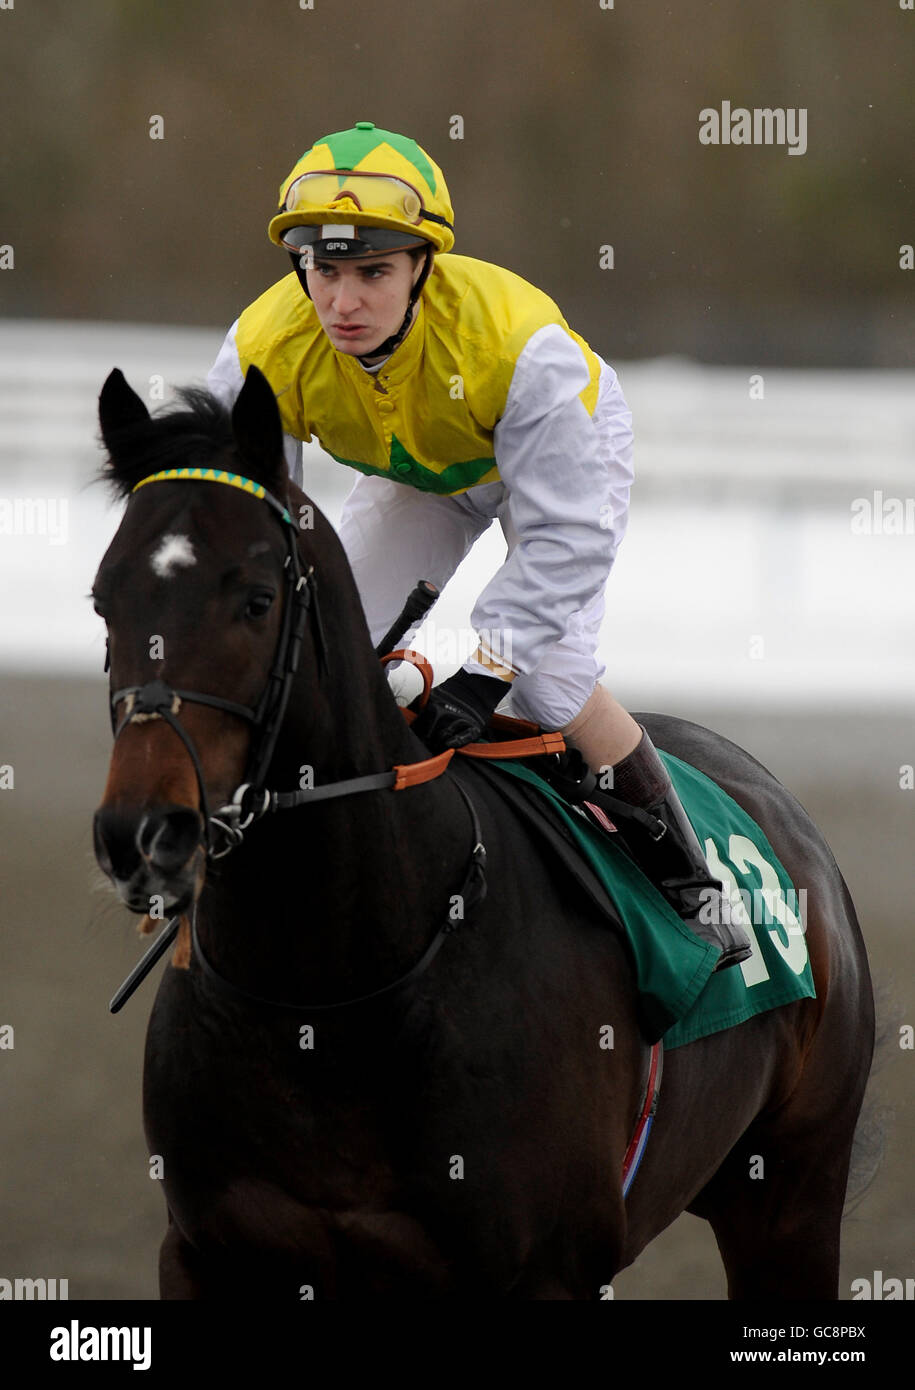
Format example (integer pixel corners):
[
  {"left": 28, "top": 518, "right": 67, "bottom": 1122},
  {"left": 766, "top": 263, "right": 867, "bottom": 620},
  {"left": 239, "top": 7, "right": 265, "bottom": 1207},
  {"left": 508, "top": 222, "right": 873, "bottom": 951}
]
[
  {"left": 283, "top": 170, "right": 424, "bottom": 220},
  {"left": 276, "top": 170, "right": 452, "bottom": 250}
]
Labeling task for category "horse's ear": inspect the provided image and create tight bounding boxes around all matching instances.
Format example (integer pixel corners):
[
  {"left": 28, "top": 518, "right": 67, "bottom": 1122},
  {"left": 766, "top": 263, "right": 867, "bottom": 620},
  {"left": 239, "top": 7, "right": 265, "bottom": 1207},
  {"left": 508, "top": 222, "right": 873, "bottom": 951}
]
[
  {"left": 99, "top": 369, "right": 150, "bottom": 454},
  {"left": 231, "top": 365, "right": 285, "bottom": 493}
]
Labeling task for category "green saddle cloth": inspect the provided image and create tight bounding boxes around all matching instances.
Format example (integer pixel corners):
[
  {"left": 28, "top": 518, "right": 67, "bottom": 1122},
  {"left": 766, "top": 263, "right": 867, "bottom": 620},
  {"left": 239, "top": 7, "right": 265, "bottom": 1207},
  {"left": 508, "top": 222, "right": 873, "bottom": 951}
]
[{"left": 488, "top": 749, "right": 815, "bottom": 1048}]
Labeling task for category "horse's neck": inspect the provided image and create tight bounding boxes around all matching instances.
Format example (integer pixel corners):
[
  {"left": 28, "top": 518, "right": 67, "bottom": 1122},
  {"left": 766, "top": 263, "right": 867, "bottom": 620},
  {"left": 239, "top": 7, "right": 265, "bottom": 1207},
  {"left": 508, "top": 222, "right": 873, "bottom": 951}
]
[{"left": 200, "top": 658, "right": 472, "bottom": 1002}]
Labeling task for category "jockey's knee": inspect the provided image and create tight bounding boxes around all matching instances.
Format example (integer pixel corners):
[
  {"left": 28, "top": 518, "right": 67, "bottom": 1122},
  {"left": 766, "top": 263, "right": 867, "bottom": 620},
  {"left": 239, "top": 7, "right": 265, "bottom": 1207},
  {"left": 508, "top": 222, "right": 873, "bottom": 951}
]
[
  {"left": 508, "top": 667, "right": 601, "bottom": 731},
  {"left": 557, "top": 684, "right": 642, "bottom": 769}
]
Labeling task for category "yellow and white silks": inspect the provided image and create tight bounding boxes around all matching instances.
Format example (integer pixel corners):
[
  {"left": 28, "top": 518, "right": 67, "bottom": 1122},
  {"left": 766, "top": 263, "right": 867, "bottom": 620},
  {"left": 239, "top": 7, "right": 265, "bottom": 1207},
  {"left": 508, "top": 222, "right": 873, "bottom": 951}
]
[{"left": 207, "top": 251, "right": 633, "bottom": 728}]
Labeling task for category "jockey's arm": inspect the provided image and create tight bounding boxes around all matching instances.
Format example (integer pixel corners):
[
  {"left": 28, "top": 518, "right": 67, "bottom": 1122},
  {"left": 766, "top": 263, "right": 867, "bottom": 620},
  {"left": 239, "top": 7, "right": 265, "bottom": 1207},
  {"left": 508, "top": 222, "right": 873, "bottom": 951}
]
[
  {"left": 207, "top": 321, "right": 304, "bottom": 488},
  {"left": 465, "top": 324, "right": 633, "bottom": 683}
]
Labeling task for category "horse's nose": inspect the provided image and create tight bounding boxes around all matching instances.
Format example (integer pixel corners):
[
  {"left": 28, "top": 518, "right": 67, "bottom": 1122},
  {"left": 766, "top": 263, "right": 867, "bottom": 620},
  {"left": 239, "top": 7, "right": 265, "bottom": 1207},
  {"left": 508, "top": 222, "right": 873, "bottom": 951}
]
[
  {"left": 137, "top": 806, "right": 203, "bottom": 875},
  {"left": 93, "top": 804, "right": 202, "bottom": 880}
]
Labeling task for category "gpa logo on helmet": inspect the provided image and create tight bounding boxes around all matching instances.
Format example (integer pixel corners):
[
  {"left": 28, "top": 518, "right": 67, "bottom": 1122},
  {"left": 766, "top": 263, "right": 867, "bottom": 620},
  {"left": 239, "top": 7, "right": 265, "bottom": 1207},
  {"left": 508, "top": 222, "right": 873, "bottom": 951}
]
[{"left": 325, "top": 241, "right": 349, "bottom": 251}]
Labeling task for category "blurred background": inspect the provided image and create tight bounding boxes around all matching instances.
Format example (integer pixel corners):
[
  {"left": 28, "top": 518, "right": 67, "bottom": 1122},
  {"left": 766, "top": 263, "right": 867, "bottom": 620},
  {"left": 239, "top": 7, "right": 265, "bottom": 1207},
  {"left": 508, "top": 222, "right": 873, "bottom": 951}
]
[{"left": 0, "top": 0, "right": 912, "bottom": 1300}]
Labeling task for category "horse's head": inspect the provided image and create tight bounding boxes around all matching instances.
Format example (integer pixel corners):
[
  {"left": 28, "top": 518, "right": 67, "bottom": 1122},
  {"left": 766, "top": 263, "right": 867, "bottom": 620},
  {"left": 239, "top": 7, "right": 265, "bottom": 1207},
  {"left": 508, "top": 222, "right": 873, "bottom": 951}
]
[{"left": 91, "top": 364, "right": 328, "bottom": 919}]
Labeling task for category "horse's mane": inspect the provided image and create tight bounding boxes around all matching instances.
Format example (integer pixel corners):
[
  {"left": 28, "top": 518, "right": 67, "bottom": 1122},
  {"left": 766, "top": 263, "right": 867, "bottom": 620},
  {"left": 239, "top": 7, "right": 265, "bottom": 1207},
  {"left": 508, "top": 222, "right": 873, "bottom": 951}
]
[{"left": 99, "top": 386, "right": 237, "bottom": 500}]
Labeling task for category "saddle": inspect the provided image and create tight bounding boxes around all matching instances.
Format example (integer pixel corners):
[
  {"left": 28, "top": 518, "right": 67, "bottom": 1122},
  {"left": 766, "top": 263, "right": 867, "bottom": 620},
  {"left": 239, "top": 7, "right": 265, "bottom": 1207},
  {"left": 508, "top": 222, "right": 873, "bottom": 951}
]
[{"left": 460, "top": 717, "right": 627, "bottom": 931}]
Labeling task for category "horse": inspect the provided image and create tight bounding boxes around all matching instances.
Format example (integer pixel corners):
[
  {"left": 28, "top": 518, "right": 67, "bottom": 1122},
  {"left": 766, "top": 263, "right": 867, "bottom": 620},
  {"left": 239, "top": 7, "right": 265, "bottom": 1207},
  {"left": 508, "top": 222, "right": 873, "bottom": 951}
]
[{"left": 91, "top": 363, "right": 875, "bottom": 1300}]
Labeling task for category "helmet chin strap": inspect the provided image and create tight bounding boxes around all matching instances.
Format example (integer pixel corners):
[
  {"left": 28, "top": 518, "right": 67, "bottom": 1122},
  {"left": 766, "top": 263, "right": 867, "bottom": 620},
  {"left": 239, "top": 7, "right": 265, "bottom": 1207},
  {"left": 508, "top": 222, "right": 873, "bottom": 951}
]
[
  {"left": 358, "top": 305, "right": 413, "bottom": 365},
  {"left": 289, "top": 246, "right": 433, "bottom": 365}
]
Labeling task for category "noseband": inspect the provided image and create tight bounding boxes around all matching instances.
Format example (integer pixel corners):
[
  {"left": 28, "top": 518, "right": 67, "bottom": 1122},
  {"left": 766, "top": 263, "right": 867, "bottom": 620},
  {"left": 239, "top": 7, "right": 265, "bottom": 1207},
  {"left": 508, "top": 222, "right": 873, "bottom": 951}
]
[{"left": 108, "top": 467, "right": 327, "bottom": 857}]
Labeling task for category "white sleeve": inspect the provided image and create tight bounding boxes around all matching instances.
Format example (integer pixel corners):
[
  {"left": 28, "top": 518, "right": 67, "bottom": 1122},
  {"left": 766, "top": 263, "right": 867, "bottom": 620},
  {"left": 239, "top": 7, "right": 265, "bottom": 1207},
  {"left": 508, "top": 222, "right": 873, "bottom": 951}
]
[
  {"left": 207, "top": 320, "right": 303, "bottom": 487},
  {"left": 468, "top": 324, "right": 633, "bottom": 676},
  {"left": 283, "top": 435, "right": 303, "bottom": 489},
  {"left": 207, "top": 320, "right": 245, "bottom": 408}
]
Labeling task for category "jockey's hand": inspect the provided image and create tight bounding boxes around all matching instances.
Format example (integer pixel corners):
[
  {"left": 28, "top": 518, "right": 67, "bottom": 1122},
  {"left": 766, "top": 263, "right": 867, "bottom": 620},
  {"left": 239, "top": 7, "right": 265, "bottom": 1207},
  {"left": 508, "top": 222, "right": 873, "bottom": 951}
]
[{"left": 410, "top": 669, "right": 511, "bottom": 753}]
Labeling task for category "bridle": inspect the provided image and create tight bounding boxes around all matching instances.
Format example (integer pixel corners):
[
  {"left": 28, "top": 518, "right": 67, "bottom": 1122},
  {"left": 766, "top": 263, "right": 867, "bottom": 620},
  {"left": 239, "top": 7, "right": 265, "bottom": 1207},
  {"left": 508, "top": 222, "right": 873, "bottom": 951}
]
[
  {"left": 109, "top": 466, "right": 326, "bottom": 859},
  {"left": 105, "top": 465, "right": 487, "bottom": 1013}
]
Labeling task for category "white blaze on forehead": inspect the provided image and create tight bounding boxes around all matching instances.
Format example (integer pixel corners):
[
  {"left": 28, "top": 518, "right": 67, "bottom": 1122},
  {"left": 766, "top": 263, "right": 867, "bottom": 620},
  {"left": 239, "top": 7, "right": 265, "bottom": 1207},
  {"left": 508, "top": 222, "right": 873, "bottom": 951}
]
[{"left": 150, "top": 533, "right": 196, "bottom": 578}]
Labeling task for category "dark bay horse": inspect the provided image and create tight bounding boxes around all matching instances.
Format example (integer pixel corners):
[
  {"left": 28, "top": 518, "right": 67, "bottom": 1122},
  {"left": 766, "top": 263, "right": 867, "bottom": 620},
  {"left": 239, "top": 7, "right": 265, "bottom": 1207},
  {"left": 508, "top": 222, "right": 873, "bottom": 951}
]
[{"left": 92, "top": 364, "right": 874, "bottom": 1299}]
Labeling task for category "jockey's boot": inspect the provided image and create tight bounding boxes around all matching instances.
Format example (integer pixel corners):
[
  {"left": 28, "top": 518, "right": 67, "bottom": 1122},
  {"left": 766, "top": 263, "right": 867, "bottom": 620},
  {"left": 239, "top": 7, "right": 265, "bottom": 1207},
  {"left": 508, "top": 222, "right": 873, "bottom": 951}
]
[
  {"left": 600, "top": 727, "right": 752, "bottom": 970},
  {"left": 548, "top": 725, "right": 752, "bottom": 971}
]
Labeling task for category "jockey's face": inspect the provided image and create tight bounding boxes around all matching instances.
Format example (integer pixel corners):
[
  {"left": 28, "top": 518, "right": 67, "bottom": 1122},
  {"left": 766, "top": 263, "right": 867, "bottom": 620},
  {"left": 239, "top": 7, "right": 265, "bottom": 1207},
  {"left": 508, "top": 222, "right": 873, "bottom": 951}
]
[{"left": 306, "top": 251, "right": 424, "bottom": 358}]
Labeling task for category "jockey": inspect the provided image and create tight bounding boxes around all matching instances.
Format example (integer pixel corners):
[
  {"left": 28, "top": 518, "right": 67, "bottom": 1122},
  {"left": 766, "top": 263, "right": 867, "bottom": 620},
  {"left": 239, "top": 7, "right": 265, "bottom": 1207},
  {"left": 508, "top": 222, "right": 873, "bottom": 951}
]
[{"left": 207, "top": 122, "right": 750, "bottom": 969}]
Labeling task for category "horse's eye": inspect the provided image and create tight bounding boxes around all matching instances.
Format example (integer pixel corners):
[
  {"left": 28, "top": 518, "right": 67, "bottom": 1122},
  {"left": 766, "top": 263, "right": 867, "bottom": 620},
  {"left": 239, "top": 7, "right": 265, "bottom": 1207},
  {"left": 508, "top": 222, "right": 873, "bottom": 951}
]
[{"left": 245, "top": 590, "right": 275, "bottom": 619}]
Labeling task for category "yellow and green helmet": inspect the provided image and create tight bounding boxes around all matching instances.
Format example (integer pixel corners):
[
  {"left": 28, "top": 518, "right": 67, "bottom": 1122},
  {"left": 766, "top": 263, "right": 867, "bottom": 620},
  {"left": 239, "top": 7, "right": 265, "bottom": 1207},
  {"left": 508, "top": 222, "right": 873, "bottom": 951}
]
[{"left": 268, "top": 121, "right": 455, "bottom": 261}]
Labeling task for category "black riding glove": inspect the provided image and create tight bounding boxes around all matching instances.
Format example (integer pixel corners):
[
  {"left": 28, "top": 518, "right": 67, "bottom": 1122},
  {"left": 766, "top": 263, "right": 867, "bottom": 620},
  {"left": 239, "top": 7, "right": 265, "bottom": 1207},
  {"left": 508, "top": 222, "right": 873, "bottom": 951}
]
[{"left": 410, "top": 668, "right": 511, "bottom": 753}]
